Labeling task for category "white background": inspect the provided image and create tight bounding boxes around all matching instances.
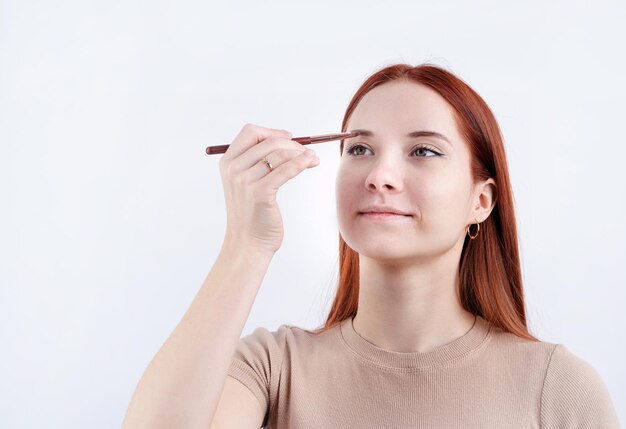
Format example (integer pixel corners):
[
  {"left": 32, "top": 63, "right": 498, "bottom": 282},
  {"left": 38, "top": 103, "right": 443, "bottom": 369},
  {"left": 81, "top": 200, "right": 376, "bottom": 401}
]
[{"left": 1, "top": 1, "right": 624, "bottom": 427}]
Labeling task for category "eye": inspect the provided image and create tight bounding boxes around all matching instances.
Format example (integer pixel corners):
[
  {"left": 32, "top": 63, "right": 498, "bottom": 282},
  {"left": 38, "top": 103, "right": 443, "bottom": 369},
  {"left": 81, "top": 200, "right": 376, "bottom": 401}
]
[
  {"left": 344, "top": 144, "right": 369, "bottom": 156},
  {"left": 344, "top": 143, "right": 442, "bottom": 158},
  {"left": 412, "top": 146, "right": 441, "bottom": 157}
]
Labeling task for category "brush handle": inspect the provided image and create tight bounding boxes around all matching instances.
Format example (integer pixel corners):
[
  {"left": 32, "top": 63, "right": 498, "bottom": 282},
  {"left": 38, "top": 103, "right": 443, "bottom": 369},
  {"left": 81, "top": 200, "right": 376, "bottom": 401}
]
[{"left": 205, "top": 132, "right": 358, "bottom": 155}]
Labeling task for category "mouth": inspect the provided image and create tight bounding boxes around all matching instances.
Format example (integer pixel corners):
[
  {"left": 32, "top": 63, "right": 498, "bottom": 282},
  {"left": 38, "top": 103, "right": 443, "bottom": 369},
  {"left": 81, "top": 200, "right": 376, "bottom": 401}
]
[
  {"left": 358, "top": 205, "right": 413, "bottom": 217},
  {"left": 359, "top": 212, "right": 413, "bottom": 220}
]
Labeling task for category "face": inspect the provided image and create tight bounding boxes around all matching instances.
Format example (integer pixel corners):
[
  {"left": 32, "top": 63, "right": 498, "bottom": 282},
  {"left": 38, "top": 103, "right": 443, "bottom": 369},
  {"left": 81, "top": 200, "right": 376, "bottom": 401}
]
[{"left": 336, "top": 80, "right": 492, "bottom": 263}]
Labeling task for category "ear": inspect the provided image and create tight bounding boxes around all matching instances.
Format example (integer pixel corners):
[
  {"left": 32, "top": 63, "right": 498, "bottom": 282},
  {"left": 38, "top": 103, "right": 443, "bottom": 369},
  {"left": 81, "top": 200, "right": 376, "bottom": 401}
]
[{"left": 469, "top": 178, "right": 497, "bottom": 223}]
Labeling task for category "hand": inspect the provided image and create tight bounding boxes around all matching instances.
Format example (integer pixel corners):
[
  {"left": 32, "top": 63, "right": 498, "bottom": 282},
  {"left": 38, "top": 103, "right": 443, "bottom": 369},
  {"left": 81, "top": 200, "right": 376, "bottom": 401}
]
[{"left": 218, "top": 123, "right": 320, "bottom": 254}]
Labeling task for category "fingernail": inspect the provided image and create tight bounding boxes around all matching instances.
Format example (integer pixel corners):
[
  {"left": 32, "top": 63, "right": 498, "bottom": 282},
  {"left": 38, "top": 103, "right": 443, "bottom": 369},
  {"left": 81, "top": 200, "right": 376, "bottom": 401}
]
[{"left": 304, "top": 149, "right": 315, "bottom": 157}]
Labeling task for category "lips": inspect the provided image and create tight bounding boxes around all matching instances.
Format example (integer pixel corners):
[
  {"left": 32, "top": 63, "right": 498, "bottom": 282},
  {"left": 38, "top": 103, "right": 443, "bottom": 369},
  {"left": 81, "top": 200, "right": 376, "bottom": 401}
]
[
  {"left": 360, "top": 212, "right": 411, "bottom": 217},
  {"left": 358, "top": 206, "right": 412, "bottom": 216}
]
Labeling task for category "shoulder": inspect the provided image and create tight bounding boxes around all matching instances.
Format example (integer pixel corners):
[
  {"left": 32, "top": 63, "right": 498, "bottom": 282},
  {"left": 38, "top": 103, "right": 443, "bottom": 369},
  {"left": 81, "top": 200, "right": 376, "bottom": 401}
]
[
  {"left": 540, "top": 343, "right": 620, "bottom": 428},
  {"left": 238, "top": 322, "right": 320, "bottom": 347},
  {"left": 228, "top": 324, "right": 303, "bottom": 414},
  {"left": 235, "top": 322, "right": 330, "bottom": 359},
  {"left": 485, "top": 325, "right": 620, "bottom": 427},
  {"left": 484, "top": 324, "right": 559, "bottom": 367},
  {"left": 541, "top": 343, "right": 610, "bottom": 399},
  {"left": 234, "top": 324, "right": 294, "bottom": 362}
]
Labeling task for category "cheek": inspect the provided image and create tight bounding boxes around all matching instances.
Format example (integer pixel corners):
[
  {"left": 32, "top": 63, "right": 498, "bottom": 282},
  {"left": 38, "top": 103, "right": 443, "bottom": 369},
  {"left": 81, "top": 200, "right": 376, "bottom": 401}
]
[
  {"left": 421, "top": 175, "right": 471, "bottom": 225},
  {"left": 335, "top": 163, "right": 360, "bottom": 193},
  {"left": 335, "top": 174, "right": 358, "bottom": 211},
  {"left": 335, "top": 169, "right": 365, "bottom": 229}
]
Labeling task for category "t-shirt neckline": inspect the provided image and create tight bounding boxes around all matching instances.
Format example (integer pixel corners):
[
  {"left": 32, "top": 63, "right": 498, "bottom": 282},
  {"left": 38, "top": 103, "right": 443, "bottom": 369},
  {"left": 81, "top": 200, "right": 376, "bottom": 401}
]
[{"left": 339, "top": 314, "right": 492, "bottom": 370}]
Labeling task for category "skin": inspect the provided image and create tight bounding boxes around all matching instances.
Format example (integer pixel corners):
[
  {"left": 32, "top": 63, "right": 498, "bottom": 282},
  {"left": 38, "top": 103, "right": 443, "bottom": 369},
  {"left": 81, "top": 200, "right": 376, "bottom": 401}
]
[{"left": 335, "top": 80, "right": 497, "bottom": 353}]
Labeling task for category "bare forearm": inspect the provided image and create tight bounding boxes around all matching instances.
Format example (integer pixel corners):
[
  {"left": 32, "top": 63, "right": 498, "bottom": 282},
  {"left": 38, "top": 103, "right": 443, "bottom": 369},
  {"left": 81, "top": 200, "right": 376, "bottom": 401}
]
[{"left": 121, "top": 241, "right": 274, "bottom": 429}]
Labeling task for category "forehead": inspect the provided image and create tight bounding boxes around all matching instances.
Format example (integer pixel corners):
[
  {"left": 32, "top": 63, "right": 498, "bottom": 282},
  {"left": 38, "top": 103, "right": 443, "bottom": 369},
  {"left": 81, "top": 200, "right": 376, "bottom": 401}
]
[{"left": 347, "top": 80, "right": 460, "bottom": 137}]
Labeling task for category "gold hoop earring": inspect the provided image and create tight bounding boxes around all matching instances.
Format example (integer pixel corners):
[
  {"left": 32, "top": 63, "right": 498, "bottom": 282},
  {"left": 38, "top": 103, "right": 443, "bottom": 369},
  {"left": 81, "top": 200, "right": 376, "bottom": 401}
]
[{"left": 467, "top": 218, "right": 480, "bottom": 240}]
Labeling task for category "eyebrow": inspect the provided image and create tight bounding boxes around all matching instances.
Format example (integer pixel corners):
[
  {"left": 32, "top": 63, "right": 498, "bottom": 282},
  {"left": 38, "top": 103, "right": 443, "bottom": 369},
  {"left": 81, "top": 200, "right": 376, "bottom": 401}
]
[{"left": 348, "top": 129, "right": 452, "bottom": 146}]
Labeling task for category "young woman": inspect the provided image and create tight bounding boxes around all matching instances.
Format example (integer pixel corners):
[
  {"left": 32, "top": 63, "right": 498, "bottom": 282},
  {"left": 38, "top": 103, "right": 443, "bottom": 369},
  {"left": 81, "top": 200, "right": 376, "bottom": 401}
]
[{"left": 122, "top": 64, "right": 620, "bottom": 428}]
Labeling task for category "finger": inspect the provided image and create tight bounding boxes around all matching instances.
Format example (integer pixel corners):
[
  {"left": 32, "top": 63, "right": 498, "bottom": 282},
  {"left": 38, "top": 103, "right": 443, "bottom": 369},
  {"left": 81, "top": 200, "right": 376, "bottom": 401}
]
[
  {"left": 223, "top": 123, "right": 292, "bottom": 160},
  {"left": 247, "top": 148, "right": 307, "bottom": 182},
  {"left": 235, "top": 135, "right": 307, "bottom": 171},
  {"left": 256, "top": 149, "right": 318, "bottom": 192}
]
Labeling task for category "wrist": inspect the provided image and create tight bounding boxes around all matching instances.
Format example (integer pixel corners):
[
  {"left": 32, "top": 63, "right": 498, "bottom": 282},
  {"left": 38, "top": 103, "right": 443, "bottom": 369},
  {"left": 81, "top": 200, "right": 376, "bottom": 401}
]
[{"left": 220, "top": 236, "right": 276, "bottom": 263}]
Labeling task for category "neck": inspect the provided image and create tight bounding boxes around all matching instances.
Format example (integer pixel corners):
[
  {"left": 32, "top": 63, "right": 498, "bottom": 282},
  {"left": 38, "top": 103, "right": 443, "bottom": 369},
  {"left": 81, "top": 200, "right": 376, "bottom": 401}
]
[{"left": 352, "top": 245, "right": 475, "bottom": 354}]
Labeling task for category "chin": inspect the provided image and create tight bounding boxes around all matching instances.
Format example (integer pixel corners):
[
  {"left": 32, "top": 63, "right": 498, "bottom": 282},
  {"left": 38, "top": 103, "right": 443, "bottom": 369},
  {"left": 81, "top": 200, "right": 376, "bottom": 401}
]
[{"left": 345, "top": 237, "right": 418, "bottom": 259}]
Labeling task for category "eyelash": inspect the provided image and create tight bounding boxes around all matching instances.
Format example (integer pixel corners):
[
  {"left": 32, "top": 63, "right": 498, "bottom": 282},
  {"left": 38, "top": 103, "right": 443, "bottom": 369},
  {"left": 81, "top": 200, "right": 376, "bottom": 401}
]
[{"left": 344, "top": 143, "right": 443, "bottom": 158}]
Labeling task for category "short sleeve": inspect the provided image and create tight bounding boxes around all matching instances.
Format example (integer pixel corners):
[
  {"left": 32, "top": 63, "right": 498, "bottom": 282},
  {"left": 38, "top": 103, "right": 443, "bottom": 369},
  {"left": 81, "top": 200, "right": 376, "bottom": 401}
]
[
  {"left": 227, "top": 325, "right": 290, "bottom": 426},
  {"left": 540, "top": 343, "right": 621, "bottom": 429}
]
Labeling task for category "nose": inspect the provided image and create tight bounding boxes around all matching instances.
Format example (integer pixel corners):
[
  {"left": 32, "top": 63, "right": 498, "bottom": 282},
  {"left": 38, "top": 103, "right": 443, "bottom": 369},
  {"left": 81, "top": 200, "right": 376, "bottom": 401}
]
[{"left": 364, "top": 160, "right": 404, "bottom": 193}]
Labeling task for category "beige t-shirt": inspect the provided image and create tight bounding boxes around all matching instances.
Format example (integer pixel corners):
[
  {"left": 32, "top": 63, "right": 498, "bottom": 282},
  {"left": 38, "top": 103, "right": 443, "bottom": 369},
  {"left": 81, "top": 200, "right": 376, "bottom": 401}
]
[{"left": 227, "top": 314, "right": 620, "bottom": 428}]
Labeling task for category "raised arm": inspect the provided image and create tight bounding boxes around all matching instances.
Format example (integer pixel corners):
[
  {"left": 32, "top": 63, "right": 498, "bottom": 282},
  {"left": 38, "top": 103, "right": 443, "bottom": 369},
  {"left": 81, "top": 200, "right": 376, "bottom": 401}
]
[{"left": 121, "top": 124, "right": 320, "bottom": 428}]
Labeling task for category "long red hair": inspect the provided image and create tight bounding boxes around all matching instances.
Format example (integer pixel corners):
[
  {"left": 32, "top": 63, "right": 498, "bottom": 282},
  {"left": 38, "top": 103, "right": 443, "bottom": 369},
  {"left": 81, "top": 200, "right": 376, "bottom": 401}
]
[{"left": 310, "top": 63, "right": 539, "bottom": 342}]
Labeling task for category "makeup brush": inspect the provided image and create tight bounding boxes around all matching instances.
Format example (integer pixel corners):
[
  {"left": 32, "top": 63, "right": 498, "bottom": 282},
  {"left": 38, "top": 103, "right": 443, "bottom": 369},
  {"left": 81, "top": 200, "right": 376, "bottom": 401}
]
[{"left": 205, "top": 131, "right": 360, "bottom": 155}]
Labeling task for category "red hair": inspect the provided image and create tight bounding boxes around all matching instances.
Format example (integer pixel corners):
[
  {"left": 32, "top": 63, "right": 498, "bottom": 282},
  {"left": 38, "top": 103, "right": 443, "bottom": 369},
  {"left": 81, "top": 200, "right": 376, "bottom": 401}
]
[{"left": 310, "top": 63, "right": 539, "bottom": 342}]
